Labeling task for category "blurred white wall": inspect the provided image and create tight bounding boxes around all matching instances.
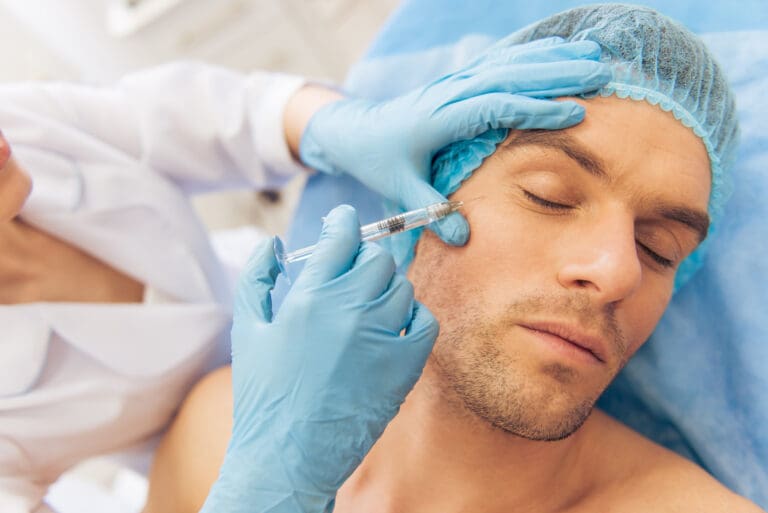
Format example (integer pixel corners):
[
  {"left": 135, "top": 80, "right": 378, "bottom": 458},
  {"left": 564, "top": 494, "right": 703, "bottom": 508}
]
[
  {"left": 0, "top": 0, "right": 399, "bottom": 82},
  {"left": 0, "top": 0, "right": 400, "bottom": 234},
  {"left": 0, "top": 2, "right": 401, "bottom": 510}
]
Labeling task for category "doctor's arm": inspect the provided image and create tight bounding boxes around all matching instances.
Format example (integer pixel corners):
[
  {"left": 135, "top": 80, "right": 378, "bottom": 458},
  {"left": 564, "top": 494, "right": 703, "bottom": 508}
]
[
  {"left": 1, "top": 39, "right": 610, "bottom": 245},
  {"left": 0, "top": 62, "right": 310, "bottom": 194}
]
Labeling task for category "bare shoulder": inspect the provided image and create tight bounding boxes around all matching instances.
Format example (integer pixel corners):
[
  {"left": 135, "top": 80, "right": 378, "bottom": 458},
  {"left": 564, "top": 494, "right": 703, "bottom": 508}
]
[
  {"left": 143, "top": 365, "right": 233, "bottom": 513},
  {"left": 636, "top": 455, "right": 764, "bottom": 512},
  {"left": 637, "top": 459, "right": 764, "bottom": 512},
  {"left": 584, "top": 410, "right": 764, "bottom": 513}
]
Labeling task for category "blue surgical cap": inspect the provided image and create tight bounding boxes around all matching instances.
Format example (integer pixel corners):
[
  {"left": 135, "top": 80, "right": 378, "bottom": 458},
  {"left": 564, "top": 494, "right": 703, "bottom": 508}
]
[{"left": 394, "top": 4, "right": 739, "bottom": 291}]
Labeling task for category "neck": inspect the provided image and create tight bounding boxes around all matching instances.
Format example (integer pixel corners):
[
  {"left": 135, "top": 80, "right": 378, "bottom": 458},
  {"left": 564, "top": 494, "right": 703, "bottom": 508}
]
[
  {"left": 336, "top": 359, "right": 603, "bottom": 513},
  {"left": 0, "top": 220, "right": 48, "bottom": 298},
  {"left": 0, "top": 219, "right": 144, "bottom": 304}
]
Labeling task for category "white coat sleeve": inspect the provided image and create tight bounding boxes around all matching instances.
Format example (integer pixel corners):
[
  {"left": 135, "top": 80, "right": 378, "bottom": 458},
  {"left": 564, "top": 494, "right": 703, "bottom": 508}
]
[{"left": 0, "top": 61, "right": 308, "bottom": 193}]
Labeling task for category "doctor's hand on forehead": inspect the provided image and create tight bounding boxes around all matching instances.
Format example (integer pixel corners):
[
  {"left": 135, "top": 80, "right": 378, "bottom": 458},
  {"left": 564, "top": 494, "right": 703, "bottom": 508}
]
[
  {"left": 202, "top": 205, "right": 436, "bottom": 513},
  {"left": 287, "top": 37, "right": 611, "bottom": 246}
]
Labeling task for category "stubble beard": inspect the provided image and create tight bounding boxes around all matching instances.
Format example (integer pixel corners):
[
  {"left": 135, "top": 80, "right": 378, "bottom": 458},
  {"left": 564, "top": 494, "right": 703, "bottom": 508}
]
[
  {"left": 418, "top": 279, "right": 626, "bottom": 442},
  {"left": 431, "top": 310, "right": 600, "bottom": 442}
]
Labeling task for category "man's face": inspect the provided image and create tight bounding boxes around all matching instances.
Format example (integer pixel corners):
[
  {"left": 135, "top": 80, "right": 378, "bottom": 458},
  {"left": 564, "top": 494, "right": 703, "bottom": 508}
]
[{"left": 408, "top": 96, "right": 711, "bottom": 440}]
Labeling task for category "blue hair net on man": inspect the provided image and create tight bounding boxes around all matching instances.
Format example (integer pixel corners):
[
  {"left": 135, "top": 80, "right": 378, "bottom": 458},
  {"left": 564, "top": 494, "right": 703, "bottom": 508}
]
[{"left": 387, "top": 5, "right": 739, "bottom": 294}]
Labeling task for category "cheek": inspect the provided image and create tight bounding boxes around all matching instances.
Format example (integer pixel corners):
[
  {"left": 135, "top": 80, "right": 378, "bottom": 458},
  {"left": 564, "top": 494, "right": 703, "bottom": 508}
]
[
  {"left": 457, "top": 197, "right": 559, "bottom": 284},
  {"left": 619, "top": 288, "right": 673, "bottom": 359},
  {"left": 409, "top": 229, "right": 502, "bottom": 338},
  {"left": 409, "top": 204, "right": 551, "bottom": 325},
  {"left": 451, "top": 168, "right": 566, "bottom": 263}
]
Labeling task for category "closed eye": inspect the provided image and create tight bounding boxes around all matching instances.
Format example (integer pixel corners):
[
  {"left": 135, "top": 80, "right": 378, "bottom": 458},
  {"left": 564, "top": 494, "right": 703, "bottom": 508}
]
[
  {"left": 637, "top": 242, "right": 675, "bottom": 269},
  {"left": 523, "top": 190, "right": 572, "bottom": 210},
  {"left": 524, "top": 188, "right": 677, "bottom": 270}
]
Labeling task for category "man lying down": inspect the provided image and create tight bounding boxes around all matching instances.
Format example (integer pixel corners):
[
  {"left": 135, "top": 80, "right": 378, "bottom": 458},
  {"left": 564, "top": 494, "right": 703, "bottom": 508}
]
[{"left": 143, "top": 5, "right": 763, "bottom": 512}]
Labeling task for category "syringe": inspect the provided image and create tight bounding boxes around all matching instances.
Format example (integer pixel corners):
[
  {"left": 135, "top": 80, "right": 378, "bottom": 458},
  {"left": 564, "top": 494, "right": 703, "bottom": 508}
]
[{"left": 275, "top": 200, "right": 463, "bottom": 269}]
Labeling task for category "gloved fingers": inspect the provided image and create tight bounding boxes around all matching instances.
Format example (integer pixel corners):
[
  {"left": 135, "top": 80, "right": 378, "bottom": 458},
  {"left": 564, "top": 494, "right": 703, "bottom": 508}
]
[
  {"left": 458, "top": 37, "right": 564, "bottom": 73},
  {"left": 398, "top": 301, "right": 439, "bottom": 365},
  {"left": 233, "top": 237, "right": 280, "bottom": 323},
  {"left": 344, "top": 241, "right": 397, "bottom": 301},
  {"left": 296, "top": 204, "right": 361, "bottom": 288},
  {"left": 442, "top": 60, "right": 611, "bottom": 102},
  {"left": 372, "top": 272, "right": 417, "bottom": 333},
  {"left": 473, "top": 39, "right": 602, "bottom": 69},
  {"left": 481, "top": 35, "right": 565, "bottom": 56},
  {"left": 399, "top": 176, "right": 469, "bottom": 247},
  {"left": 437, "top": 94, "right": 586, "bottom": 137}
]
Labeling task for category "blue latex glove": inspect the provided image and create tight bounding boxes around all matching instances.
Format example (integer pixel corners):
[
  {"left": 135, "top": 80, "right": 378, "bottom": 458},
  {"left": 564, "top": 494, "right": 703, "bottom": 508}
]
[
  {"left": 300, "top": 37, "right": 611, "bottom": 246},
  {"left": 201, "top": 205, "right": 438, "bottom": 513}
]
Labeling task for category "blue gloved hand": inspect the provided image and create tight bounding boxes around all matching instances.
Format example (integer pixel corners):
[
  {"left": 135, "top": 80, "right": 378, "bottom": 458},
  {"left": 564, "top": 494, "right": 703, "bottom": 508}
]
[
  {"left": 201, "top": 205, "right": 438, "bottom": 513},
  {"left": 300, "top": 37, "right": 611, "bottom": 246}
]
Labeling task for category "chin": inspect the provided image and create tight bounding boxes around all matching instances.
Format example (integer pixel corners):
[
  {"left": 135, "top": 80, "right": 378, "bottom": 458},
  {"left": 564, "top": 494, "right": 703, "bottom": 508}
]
[
  {"left": 485, "top": 378, "right": 599, "bottom": 441},
  {"left": 435, "top": 343, "right": 602, "bottom": 442}
]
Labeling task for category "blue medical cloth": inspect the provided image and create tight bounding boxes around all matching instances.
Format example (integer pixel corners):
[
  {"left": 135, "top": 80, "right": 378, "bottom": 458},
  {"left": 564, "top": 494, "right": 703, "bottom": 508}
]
[{"left": 366, "top": 0, "right": 768, "bottom": 57}]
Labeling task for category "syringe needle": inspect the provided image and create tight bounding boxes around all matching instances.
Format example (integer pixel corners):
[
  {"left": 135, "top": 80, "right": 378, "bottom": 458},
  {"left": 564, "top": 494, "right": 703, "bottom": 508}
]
[{"left": 275, "top": 200, "right": 463, "bottom": 268}]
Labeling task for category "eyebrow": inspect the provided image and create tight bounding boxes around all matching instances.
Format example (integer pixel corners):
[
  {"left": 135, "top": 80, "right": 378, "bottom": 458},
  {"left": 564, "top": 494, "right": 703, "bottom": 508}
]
[
  {"left": 498, "top": 130, "right": 711, "bottom": 242},
  {"left": 656, "top": 205, "right": 710, "bottom": 243}
]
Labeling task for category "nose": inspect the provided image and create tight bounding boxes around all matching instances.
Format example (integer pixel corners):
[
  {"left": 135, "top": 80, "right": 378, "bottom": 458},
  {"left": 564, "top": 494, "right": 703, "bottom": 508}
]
[{"left": 556, "top": 211, "right": 642, "bottom": 305}]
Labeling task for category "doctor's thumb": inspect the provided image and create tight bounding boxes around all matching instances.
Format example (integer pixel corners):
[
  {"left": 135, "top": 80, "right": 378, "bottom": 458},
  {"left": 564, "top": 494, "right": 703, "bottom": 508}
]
[
  {"left": 405, "top": 179, "right": 469, "bottom": 247},
  {"left": 234, "top": 237, "right": 280, "bottom": 324}
]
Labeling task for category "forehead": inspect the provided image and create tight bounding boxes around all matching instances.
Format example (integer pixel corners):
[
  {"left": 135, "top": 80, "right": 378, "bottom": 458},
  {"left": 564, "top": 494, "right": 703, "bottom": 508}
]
[{"left": 569, "top": 96, "right": 710, "bottom": 170}]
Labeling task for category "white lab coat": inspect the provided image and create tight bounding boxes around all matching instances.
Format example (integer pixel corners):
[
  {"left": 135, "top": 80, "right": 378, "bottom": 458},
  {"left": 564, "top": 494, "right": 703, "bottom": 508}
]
[{"left": 0, "top": 62, "right": 306, "bottom": 512}]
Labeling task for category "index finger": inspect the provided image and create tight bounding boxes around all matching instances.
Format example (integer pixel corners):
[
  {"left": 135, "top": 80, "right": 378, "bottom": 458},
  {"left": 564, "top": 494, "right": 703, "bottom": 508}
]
[
  {"left": 234, "top": 237, "right": 281, "bottom": 324},
  {"left": 295, "top": 204, "right": 362, "bottom": 288}
]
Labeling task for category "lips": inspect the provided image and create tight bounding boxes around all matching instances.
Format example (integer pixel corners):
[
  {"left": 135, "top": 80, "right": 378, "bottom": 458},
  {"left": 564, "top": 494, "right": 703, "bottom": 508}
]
[{"left": 519, "top": 321, "right": 607, "bottom": 363}]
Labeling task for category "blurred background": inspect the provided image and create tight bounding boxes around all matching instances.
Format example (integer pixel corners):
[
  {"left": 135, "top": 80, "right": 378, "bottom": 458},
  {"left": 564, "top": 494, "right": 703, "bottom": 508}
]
[
  {"left": 0, "top": 0, "right": 399, "bottom": 233},
  {"left": 0, "top": 1, "right": 398, "bottom": 510}
]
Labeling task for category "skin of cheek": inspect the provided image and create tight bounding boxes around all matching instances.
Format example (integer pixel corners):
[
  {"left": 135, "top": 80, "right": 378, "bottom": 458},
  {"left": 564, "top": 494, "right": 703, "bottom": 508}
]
[{"left": 618, "top": 284, "right": 673, "bottom": 363}]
